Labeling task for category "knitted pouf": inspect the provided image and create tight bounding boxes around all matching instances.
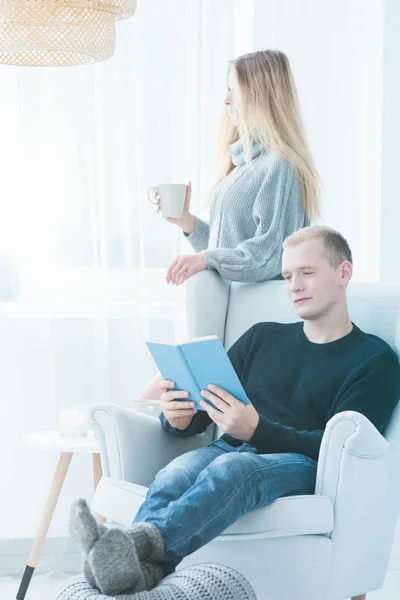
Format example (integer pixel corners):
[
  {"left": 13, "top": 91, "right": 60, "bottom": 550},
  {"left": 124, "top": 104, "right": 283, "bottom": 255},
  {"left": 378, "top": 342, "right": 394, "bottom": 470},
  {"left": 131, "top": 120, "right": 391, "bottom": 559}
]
[{"left": 52, "top": 564, "right": 257, "bottom": 600}]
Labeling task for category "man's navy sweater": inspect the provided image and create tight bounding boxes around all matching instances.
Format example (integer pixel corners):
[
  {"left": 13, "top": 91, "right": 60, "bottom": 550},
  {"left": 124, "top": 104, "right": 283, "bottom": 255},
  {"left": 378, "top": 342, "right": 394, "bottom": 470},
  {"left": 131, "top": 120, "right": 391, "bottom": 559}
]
[{"left": 160, "top": 322, "right": 400, "bottom": 461}]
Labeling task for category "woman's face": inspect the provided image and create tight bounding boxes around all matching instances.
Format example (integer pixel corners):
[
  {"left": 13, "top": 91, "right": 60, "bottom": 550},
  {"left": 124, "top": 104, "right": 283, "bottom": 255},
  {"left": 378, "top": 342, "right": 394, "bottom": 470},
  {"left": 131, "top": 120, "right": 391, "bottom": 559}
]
[{"left": 224, "top": 67, "right": 240, "bottom": 125}]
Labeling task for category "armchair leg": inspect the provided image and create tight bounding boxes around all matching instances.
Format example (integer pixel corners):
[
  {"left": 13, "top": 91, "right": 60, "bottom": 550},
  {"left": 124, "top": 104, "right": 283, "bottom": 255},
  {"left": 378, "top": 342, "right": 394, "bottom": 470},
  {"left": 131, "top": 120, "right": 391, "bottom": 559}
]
[{"left": 351, "top": 595, "right": 366, "bottom": 600}]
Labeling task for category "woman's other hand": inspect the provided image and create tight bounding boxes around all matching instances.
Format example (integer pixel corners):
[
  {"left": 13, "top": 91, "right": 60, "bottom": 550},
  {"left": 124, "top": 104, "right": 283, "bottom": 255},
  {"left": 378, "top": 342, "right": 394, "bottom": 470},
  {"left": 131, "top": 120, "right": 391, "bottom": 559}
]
[
  {"left": 154, "top": 181, "right": 195, "bottom": 234},
  {"left": 165, "top": 253, "right": 207, "bottom": 286}
]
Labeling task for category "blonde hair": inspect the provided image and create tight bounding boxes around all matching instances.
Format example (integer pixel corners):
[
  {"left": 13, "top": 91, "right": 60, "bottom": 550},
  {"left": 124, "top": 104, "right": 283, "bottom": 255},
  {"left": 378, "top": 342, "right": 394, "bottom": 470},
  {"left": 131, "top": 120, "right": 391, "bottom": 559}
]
[
  {"left": 283, "top": 225, "right": 353, "bottom": 267},
  {"left": 217, "top": 49, "right": 320, "bottom": 221}
]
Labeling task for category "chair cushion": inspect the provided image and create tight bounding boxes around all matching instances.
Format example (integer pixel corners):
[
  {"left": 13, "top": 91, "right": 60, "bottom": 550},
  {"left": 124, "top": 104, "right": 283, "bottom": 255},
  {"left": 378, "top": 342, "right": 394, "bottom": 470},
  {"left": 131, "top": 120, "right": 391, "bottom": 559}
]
[
  {"left": 222, "top": 494, "right": 333, "bottom": 538},
  {"left": 92, "top": 477, "right": 148, "bottom": 527},
  {"left": 93, "top": 477, "right": 334, "bottom": 539}
]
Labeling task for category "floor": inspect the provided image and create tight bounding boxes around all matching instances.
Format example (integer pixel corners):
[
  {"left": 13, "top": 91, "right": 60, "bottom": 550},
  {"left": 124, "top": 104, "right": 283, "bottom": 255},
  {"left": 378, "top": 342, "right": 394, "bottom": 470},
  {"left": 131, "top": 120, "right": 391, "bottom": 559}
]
[
  {"left": 0, "top": 571, "right": 71, "bottom": 600},
  {"left": 1, "top": 569, "right": 399, "bottom": 599}
]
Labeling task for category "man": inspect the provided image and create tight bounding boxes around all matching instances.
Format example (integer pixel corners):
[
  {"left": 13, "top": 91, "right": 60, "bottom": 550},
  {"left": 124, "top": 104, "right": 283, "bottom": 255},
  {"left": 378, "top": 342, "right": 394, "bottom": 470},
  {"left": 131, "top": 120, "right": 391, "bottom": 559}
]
[{"left": 69, "top": 226, "right": 400, "bottom": 596}]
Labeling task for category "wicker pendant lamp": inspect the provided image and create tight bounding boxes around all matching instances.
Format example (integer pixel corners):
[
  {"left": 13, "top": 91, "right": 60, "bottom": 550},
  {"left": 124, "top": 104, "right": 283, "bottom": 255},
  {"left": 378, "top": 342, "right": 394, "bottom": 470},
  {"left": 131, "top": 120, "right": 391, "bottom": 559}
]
[{"left": 0, "top": 0, "right": 137, "bottom": 66}]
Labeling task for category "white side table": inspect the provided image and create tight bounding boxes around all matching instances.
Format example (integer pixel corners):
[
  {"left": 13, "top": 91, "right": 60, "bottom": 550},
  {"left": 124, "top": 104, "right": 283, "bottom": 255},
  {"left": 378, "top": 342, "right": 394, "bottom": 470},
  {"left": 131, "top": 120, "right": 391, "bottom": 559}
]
[{"left": 16, "top": 430, "right": 104, "bottom": 600}]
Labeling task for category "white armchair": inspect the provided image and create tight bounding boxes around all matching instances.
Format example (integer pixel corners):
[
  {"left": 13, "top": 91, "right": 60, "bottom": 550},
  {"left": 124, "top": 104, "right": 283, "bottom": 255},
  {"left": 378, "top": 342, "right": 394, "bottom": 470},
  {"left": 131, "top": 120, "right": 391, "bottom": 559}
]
[{"left": 90, "top": 272, "right": 400, "bottom": 600}]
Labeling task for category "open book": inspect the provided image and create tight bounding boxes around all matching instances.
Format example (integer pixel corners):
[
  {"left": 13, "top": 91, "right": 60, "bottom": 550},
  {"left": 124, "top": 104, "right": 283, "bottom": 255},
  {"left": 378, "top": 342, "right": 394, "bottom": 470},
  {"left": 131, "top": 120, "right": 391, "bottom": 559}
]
[{"left": 146, "top": 335, "right": 250, "bottom": 411}]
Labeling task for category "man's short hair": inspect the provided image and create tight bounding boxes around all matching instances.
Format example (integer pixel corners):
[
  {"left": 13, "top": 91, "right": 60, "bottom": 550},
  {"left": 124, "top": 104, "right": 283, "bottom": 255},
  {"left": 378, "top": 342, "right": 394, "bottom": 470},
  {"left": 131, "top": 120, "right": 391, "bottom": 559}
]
[{"left": 283, "top": 226, "right": 353, "bottom": 267}]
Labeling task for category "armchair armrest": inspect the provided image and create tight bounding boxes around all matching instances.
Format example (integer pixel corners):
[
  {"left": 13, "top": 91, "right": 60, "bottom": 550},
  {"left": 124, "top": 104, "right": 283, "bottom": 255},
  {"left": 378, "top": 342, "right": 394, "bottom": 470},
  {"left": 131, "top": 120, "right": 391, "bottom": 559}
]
[
  {"left": 90, "top": 403, "right": 214, "bottom": 487},
  {"left": 315, "top": 411, "right": 397, "bottom": 599},
  {"left": 315, "top": 410, "right": 389, "bottom": 499},
  {"left": 186, "top": 270, "right": 230, "bottom": 341}
]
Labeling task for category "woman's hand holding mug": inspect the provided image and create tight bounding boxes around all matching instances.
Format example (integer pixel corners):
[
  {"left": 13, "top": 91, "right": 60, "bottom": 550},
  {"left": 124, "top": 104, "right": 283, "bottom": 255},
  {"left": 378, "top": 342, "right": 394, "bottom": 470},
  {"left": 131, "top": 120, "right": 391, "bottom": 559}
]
[
  {"left": 149, "top": 181, "right": 195, "bottom": 235},
  {"left": 147, "top": 181, "right": 206, "bottom": 285}
]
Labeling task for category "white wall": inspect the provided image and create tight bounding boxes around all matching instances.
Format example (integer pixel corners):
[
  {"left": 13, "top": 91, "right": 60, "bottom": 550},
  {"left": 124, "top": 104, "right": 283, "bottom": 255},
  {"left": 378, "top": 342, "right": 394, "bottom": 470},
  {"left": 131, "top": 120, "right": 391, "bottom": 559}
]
[
  {"left": 380, "top": 0, "right": 400, "bottom": 282},
  {"left": 254, "top": 0, "right": 384, "bottom": 282}
]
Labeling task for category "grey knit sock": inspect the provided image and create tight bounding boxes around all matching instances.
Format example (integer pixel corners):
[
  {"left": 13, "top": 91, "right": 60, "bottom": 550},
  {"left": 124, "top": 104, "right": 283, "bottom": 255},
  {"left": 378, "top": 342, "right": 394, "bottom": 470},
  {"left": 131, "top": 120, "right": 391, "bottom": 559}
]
[
  {"left": 69, "top": 498, "right": 108, "bottom": 552},
  {"left": 81, "top": 523, "right": 160, "bottom": 589},
  {"left": 69, "top": 498, "right": 165, "bottom": 595},
  {"left": 87, "top": 528, "right": 164, "bottom": 595},
  {"left": 140, "top": 560, "right": 165, "bottom": 590},
  {"left": 130, "top": 522, "right": 164, "bottom": 563},
  {"left": 88, "top": 528, "right": 146, "bottom": 595},
  {"left": 69, "top": 498, "right": 108, "bottom": 588}
]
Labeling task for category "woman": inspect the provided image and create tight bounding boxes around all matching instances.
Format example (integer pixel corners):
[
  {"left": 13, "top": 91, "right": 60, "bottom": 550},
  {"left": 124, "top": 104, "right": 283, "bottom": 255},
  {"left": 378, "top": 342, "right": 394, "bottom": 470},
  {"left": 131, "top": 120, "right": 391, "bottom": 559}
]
[{"left": 157, "top": 49, "right": 320, "bottom": 286}]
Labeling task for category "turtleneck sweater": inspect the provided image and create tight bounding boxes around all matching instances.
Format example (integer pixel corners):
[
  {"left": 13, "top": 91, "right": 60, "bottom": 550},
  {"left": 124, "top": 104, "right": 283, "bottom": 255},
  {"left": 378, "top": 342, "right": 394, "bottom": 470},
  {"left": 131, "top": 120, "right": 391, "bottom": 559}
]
[{"left": 185, "top": 140, "right": 306, "bottom": 282}]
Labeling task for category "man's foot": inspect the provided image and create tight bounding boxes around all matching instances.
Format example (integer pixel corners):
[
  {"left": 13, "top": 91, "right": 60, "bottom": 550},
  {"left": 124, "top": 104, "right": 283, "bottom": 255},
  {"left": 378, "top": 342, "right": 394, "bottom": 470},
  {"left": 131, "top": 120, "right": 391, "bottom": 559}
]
[
  {"left": 88, "top": 528, "right": 146, "bottom": 595},
  {"left": 130, "top": 521, "right": 164, "bottom": 563},
  {"left": 69, "top": 498, "right": 165, "bottom": 594},
  {"left": 69, "top": 498, "right": 107, "bottom": 588},
  {"left": 69, "top": 498, "right": 107, "bottom": 553}
]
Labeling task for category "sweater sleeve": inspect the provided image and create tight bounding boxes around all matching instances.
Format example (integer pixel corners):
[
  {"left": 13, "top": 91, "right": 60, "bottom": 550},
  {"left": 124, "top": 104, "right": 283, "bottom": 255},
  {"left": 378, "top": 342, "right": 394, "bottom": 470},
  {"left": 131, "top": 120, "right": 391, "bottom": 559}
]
[
  {"left": 202, "top": 161, "right": 304, "bottom": 282},
  {"left": 328, "top": 352, "right": 400, "bottom": 434},
  {"left": 159, "top": 410, "right": 212, "bottom": 438},
  {"left": 183, "top": 216, "right": 210, "bottom": 253},
  {"left": 249, "top": 352, "right": 400, "bottom": 462}
]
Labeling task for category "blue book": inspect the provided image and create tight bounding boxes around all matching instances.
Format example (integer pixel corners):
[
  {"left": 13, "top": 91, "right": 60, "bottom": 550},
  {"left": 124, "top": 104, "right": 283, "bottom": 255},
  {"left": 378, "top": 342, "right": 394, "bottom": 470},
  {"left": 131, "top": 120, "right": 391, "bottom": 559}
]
[{"left": 146, "top": 335, "right": 250, "bottom": 411}]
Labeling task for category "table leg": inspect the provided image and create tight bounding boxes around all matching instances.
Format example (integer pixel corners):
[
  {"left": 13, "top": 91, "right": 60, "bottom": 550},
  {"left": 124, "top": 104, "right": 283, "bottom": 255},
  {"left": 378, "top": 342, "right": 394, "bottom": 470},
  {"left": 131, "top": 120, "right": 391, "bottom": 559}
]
[
  {"left": 93, "top": 452, "right": 106, "bottom": 523},
  {"left": 16, "top": 451, "right": 73, "bottom": 600}
]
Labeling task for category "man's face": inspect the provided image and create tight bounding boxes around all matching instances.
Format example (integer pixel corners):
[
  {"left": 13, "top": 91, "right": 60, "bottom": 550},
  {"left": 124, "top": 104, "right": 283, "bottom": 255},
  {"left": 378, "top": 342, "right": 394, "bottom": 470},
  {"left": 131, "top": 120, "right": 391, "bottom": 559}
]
[{"left": 282, "top": 238, "right": 351, "bottom": 321}]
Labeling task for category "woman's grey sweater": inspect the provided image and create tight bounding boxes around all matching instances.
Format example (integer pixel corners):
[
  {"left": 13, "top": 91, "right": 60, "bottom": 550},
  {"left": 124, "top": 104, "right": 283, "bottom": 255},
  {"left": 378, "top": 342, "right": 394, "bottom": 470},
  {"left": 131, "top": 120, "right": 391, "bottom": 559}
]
[{"left": 186, "top": 140, "right": 306, "bottom": 282}]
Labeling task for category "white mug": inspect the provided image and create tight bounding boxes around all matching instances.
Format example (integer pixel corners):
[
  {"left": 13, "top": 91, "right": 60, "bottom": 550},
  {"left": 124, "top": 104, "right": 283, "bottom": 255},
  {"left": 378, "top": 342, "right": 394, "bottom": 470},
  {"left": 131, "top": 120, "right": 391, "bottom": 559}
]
[{"left": 147, "top": 183, "right": 186, "bottom": 219}]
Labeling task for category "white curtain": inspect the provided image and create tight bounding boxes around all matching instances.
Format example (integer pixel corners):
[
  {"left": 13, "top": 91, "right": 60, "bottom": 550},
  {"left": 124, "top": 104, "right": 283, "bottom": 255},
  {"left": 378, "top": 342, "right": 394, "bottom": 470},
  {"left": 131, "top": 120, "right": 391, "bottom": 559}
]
[
  {"left": 0, "top": 0, "right": 255, "bottom": 550},
  {"left": 0, "top": 0, "right": 394, "bottom": 569}
]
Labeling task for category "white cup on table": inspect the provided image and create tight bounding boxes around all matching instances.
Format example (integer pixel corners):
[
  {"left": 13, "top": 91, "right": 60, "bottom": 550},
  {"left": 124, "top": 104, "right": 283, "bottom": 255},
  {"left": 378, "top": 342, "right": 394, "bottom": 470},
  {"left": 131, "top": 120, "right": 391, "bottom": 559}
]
[{"left": 58, "top": 407, "right": 89, "bottom": 437}]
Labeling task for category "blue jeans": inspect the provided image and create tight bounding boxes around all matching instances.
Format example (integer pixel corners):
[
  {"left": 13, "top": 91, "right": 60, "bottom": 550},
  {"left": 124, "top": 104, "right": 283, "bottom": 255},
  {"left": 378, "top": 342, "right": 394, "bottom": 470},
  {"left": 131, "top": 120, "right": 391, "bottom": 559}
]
[{"left": 134, "top": 439, "right": 317, "bottom": 573}]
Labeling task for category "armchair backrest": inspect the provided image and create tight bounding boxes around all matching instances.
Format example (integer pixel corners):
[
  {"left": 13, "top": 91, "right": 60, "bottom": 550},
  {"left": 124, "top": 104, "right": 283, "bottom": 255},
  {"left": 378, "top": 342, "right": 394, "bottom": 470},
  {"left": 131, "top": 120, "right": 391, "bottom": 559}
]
[
  {"left": 186, "top": 272, "right": 400, "bottom": 447},
  {"left": 225, "top": 280, "right": 400, "bottom": 357}
]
